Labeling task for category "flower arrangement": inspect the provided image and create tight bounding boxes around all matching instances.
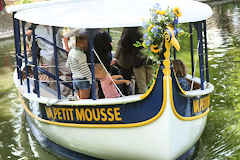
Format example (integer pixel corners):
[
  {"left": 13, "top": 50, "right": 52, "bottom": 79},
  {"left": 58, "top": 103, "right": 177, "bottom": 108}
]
[{"left": 136, "top": 3, "right": 184, "bottom": 63}]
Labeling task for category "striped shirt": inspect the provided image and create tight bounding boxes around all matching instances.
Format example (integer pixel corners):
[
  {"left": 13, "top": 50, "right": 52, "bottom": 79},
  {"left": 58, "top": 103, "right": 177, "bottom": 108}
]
[{"left": 66, "top": 48, "right": 92, "bottom": 83}]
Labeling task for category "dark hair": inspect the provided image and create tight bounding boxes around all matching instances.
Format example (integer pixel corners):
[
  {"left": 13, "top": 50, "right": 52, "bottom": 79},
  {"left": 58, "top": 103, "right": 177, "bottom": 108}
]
[
  {"left": 120, "top": 27, "right": 143, "bottom": 51},
  {"left": 93, "top": 32, "right": 113, "bottom": 72},
  {"left": 172, "top": 59, "right": 187, "bottom": 77},
  {"left": 76, "top": 35, "right": 88, "bottom": 41}
]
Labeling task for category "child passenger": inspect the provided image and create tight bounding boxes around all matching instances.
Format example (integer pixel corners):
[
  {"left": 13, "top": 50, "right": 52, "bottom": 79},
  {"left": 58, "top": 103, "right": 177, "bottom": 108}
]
[
  {"left": 66, "top": 35, "right": 92, "bottom": 99},
  {"left": 95, "top": 65, "right": 130, "bottom": 98}
]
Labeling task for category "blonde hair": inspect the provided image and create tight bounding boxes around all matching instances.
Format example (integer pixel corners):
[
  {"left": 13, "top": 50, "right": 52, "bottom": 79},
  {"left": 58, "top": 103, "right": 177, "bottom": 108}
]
[{"left": 172, "top": 59, "right": 187, "bottom": 78}]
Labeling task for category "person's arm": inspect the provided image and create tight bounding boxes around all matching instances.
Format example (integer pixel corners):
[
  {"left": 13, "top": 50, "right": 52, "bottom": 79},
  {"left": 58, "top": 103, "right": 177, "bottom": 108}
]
[
  {"left": 95, "top": 71, "right": 105, "bottom": 79},
  {"left": 63, "top": 37, "right": 70, "bottom": 52},
  {"left": 113, "top": 79, "right": 130, "bottom": 85},
  {"left": 111, "top": 75, "right": 123, "bottom": 80},
  {"left": 25, "top": 29, "right": 32, "bottom": 53}
]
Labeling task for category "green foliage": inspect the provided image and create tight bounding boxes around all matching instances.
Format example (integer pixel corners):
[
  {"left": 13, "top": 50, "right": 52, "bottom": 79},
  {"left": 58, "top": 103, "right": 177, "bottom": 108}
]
[{"left": 232, "top": 35, "right": 240, "bottom": 47}]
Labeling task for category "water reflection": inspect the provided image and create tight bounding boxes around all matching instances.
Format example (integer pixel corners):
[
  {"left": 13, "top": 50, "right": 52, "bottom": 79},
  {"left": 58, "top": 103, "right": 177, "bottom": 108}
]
[
  {"left": 195, "top": 1, "right": 240, "bottom": 159},
  {"left": 0, "top": 1, "right": 240, "bottom": 159},
  {"left": 207, "top": 0, "right": 240, "bottom": 50}
]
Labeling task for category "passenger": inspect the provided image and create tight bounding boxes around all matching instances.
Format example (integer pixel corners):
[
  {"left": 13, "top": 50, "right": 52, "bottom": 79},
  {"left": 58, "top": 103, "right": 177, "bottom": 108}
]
[
  {"left": 94, "top": 32, "right": 131, "bottom": 98},
  {"left": 35, "top": 25, "right": 71, "bottom": 96},
  {"left": 113, "top": 28, "right": 135, "bottom": 83},
  {"left": 172, "top": 59, "right": 191, "bottom": 117},
  {"left": 62, "top": 28, "right": 84, "bottom": 53},
  {"left": 114, "top": 27, "right": 154, "bottom": 94},
  {"left": 172, "top": 59, "right": 190, "bottom": 91},
  {"left": 25, "top": 24, "right": 41, "bottom": 63},
  {"left": 35, "top": 25, "right": 63, "bottom": 74},
  {"left": 86, "top": 28, "right": 101, "bottom": 63},
  {"left": 66, "top": 34, "right": 92, "bottom": 99}
]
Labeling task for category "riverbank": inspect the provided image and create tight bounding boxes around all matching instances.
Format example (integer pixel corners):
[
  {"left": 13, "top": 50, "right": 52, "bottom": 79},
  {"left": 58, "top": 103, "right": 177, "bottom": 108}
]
[
  {"left": 0, "top": 12, "right": 13, "bottom": 40},
  {"left": 0, "top": 0, "right": 47, "bottom": 40}
]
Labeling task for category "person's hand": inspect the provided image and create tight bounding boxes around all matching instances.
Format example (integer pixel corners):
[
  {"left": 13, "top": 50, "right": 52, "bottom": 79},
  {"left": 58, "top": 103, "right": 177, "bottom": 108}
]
[
  {"left": 27, "top": 48, "right": 31, "bottom": 53},
  {"left": 125, "top": 80, "right": 131, "bottom": 86},
  {"left": 118, "top": 75, "right": 123, "bottom": 79},
  {"left": 111, "top": 58, "right": 118, "bottom": 65}
]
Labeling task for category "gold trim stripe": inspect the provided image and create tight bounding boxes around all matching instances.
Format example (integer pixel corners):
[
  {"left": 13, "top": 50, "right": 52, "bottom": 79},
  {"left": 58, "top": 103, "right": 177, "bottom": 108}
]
[
  {"left": 18, "top": 84, "right": 167, "bottom": 128},
  {"left": 168, "top": 77, "right": 210, "bottom": 121}
]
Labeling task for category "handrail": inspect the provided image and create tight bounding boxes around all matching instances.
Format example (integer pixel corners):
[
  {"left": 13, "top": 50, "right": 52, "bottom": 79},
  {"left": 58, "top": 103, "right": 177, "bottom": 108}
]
[
  {"left": 185, "top": 74, "right": 214, "bottom": 97},
  {"left": 18, "top": 54, "right": 73, "bottom": 89},
  {"left": 35, "top": 35, "right": 68, "bottom": 54}
]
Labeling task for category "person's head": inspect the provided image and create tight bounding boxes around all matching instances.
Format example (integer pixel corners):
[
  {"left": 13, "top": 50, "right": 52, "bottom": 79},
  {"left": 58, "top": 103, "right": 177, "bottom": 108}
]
[
  {"left": 26, "top": 24, "right": 34, "bottom": 37},
  {"left": 94, "top": 31, "right": 112, "bottom": 54},
  {"left": 75, "top": 35, "right": 88, "bottom": 51},
  {"left": 172, "top": 59, "right": 187, "bottom": 78},
  {"left": 120, "top": 27, "right": 142, "bottom": 50},
  {"left": 94, "top": 32, "right": 113, "bottom": 72},
  {"left": 26, "top": 29, "right": 32, "bottom": 37}
]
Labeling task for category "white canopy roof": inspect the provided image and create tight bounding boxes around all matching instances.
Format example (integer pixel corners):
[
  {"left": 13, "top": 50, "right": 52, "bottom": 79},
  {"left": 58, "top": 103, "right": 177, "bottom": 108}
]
[{"left": 7, "top": 0, "right": 213, "bottom": 28}]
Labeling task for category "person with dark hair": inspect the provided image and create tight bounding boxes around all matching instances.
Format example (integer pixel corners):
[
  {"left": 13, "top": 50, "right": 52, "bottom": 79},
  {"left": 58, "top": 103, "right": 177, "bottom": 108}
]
[
  {"left": 172, "top": 59, "right": 191, "bottom": 117},
  {"left": 25, "top": 24, "right": 41, "bottom": 63},
  {"left": 114, "top": 27, "right": 154, "bottom": 94},
  {"left": 94, "top": 31, "right": 113, "bottom": 72},
  {"left": 172, "top": 59, "right": 190, "bottom": 91},
  {"left": 94, "top": 31, "right": 131, "bottom": 98}
]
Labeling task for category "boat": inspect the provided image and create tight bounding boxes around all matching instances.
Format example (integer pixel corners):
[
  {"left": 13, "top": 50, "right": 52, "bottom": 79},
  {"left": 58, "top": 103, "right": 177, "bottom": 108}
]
[{"left": 6, "top": 0, "right": 214, "bottom": 159}]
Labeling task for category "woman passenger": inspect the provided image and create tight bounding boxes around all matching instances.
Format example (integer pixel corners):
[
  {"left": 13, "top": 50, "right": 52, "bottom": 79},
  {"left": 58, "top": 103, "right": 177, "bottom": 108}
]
[{"left": 114, "top": 27, "right": 154, "bottom": 94}]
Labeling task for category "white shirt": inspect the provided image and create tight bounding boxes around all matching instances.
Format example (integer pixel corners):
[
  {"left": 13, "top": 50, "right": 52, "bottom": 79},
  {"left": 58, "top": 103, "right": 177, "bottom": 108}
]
[{"left": 66, "top": 48, "right": 92, "bottom": 83}]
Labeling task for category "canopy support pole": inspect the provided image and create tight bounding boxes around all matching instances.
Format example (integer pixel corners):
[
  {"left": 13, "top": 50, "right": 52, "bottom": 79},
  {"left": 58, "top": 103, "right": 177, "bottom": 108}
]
[
  {"left": 197, "top": 21, "right": 205, "bottom": 90},
  {"left": 21, "top": 21, "right": 30, "bottom": 93},
  {"left": 13, "top": 12, "right": 23, "bottom": 85},
  {"left": 189, "top": 22, "right": 194, "bottom": 77},
  {"left": 32, "top": 25, "right": 40, "bottom": 97},
  {"left": 52, "top": 26, "right": 61, "bottom": 100},
  {"left": 203, "top": 20, "right": 209, "bottom": 82}
]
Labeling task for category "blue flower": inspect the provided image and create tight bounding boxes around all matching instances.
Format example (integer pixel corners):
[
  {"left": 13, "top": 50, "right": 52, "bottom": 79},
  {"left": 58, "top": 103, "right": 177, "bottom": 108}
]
[
  {"left": 153, "top": 3, "right": 161, "bottom": 10},
  {"left": 173, "top": 18, "right": 178, "bottom": 25},
  {"left": 145, "top": 40, "right": 151, "bottom": 46},
  {"left": 143, "top": 21, "right": 148, "bottom": 29},
  {"left": 151, "top": 26, "right": 158, "bottom": 34},
  {"left": 144, "top": 33, "right": 148, "bottom": 39}
]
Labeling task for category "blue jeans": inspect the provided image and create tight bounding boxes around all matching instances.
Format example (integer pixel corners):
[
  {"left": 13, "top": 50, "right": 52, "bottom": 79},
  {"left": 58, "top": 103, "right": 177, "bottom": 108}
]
[{"left": 73, "top": 78, "right": 90, "bottom": 90}]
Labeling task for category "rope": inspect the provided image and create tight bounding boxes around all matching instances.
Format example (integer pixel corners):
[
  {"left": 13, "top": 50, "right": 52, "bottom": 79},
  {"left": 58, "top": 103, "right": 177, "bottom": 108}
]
[{"left": 92, "top": 49, "right": 125, "bottom": 97}]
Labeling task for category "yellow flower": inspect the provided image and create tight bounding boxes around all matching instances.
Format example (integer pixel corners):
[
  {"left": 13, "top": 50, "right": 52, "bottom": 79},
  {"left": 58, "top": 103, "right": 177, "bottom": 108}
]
[
  {"left": 150, "top": 44, "right": 160, "bottom": 53},
  {"left": 173, "top": 7, "right": 182, "bottom": 17},
  {"left": 142, "top": 42, "right": 147, "bottom": 48},
  {"left": 148, "top": 25, "right": 154, "bottom": 32},
  {"left": 156, "top": 10, "right": 166, "bottom": 15}
]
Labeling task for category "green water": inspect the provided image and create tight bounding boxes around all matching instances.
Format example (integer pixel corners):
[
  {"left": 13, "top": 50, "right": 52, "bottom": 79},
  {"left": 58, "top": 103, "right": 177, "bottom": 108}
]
[{"left": 0, "top": 1, "right": 240, "bottom": 159}]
